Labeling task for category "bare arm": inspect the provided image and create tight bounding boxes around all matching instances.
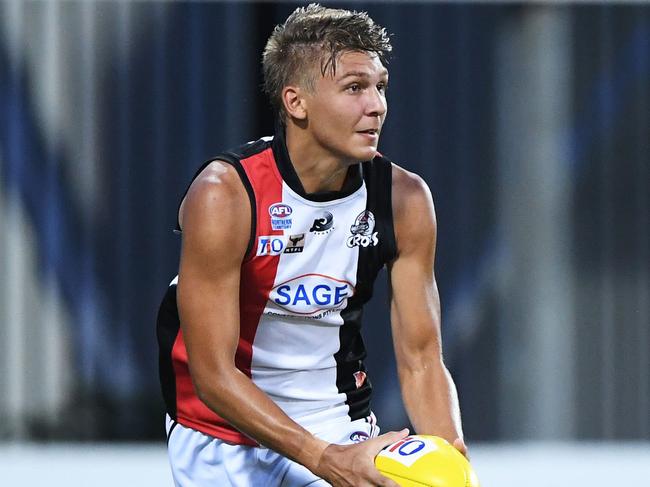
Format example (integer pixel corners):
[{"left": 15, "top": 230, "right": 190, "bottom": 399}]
[
  {"left": 176, "top": 161, "right": 405, "bottom": 486},
  {"left": 388, "top": 165, "right": 465, "bottom": 452}
]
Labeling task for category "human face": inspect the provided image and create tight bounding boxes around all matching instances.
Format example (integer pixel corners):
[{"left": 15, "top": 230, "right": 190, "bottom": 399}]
[{"left": 302, "top": 50, "right": 388, "bottom": 164}]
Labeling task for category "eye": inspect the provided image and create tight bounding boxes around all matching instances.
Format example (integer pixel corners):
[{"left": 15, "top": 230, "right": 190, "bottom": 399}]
[
  {"left": 346, "top": 83, "right": 362, "bottom": 93},
  {"left": 377, "top": 82, "right": 387, "bottom": 94}
]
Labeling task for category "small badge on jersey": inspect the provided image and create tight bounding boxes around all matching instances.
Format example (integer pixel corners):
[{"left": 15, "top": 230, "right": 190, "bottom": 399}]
[
  {"left": 353, "top": 371, "right": 367, "bottom": 389},
  {"left": 350, "top": 431, "right": 369, "bottom": 443},
  {"left": 257, "top": 236, "right": 285, "bottom": 256},
  {"left": 346, "top": 210, "right": 379, "bottom": 248},
  {"left": 269, "top": 202, "right": 293, "bottom": 230},
  {"left": 309, "top": 211, "right": 334, "bottom": 235},
  {"left": 257, "top": 234, "right": 305, "bottom": 256},
  {"left": 284, "top": 233, "right": 305, "bottom": 254}
]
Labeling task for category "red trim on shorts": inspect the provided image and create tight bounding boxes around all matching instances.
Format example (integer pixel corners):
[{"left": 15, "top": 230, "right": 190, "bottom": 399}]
[{"left": 172, "top": 147, "right": 283, "bottom": 445}]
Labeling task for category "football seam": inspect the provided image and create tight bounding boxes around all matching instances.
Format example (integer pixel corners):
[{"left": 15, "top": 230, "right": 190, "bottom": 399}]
[{"left": 378, "top": 470, "right": 431, "bottom": 487}]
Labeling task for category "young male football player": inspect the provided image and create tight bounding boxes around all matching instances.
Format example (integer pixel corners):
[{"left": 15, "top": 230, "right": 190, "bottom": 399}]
[{"left": 157, "top": 4, "right": 466, "bottom": 486}]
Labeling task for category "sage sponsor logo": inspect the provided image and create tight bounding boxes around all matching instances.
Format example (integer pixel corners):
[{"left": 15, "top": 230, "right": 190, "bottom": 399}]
[{"left": 269, "top": 273, "right": 354, "bottom": 316}]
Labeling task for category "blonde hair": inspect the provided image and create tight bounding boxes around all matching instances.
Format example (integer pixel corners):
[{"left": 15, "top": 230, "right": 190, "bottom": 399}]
[{"left": 262, "top": 3, "right": 392, "bottom": 120}]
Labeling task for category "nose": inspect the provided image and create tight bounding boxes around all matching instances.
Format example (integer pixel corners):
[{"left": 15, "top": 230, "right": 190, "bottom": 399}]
[{"left": 366, "top": 87, "right": 387, "bottom": 118}]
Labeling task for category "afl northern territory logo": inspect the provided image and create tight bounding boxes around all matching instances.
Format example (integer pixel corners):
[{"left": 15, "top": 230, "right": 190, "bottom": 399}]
[
  {"left": 269, "top": 202, "right": 293, "bottom": 230},
  {"left": 346, "top": 210, "right": 379, "bottom": 248}
]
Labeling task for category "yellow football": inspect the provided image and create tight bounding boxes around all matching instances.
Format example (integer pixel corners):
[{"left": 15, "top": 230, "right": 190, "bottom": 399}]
[{"left": 375, "top": 435, "right": 480, "bottom": 487}]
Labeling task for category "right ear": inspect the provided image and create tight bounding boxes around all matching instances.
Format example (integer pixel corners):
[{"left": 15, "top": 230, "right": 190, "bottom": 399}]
[{"left": 281, "top": 85, "right": 308, "bottom": 121}]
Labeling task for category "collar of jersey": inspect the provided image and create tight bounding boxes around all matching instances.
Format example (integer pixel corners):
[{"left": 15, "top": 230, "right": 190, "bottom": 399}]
[{"left": 272, "top": 121, "right": 364, "bottom": 203}]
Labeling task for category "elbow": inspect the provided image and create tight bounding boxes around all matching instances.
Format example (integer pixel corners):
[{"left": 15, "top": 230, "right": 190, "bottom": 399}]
[
  {"left": 193, "top": 377, "right": 215, "bottom": 405},
  {"left": 189, "top": 362, "right": 236, "bottom": 407},
  {"left": 399, "top": 349, "right": 446, "bottom": 377}
]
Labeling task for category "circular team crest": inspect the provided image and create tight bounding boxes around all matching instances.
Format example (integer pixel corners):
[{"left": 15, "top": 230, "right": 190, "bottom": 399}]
[
  {"left": 347, "top": 210, "right": 379, "bottom": 248},
  {"left": 349, "top": 431, "right": 370, "bottom": 443}
]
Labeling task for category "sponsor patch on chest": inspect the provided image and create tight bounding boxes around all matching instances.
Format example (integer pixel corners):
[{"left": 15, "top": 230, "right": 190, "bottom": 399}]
[
  {"left": 267, "top": 274, "right": 354, "bottom": 317},
  {"left": 257, "top": 234, "right": 305, "bottom": 256}
]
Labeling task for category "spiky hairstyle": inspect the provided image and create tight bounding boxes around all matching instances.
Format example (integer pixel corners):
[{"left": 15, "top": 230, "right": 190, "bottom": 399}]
[{"left": 262, "top": 3, "right": 392, "bottom": 120}]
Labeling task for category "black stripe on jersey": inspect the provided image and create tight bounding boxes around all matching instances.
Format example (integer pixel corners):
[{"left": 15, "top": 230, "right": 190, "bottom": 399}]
[
  {"left": 363, "top": 155, "right": 397, "bottom": 265},
  {"left": 157, "top": 283, "right": 180, "bottom": 420},
  {"left": 335, "top": 156, "right": 396, "bottom": 420}
]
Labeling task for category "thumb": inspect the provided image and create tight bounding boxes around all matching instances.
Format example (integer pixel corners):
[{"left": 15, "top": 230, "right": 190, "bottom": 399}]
[{"left": 453, "top": 437, "right": 469, "bottom": 458}]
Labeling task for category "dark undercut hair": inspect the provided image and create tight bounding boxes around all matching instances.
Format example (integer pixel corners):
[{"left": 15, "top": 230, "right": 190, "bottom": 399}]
[{"left": 262, "top": 3, "right": 392, "bottom": 121}]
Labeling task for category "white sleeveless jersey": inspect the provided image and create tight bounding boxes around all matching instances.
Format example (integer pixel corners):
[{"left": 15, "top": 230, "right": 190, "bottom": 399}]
[{"left": 157, "top": 130, "right": 396, "bottom": 445}]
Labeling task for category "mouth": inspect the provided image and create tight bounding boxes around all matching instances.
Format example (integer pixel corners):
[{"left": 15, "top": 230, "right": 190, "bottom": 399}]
[{"left": 357, "top": 128, "right": 379, "bottom": 136}]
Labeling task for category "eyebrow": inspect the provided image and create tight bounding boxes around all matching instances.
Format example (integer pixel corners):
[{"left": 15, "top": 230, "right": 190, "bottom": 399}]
[{"left": 338, "top": 70, "right": 389, "bottom": 81}]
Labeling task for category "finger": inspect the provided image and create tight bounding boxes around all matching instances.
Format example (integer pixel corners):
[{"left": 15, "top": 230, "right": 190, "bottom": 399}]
[
  {"left": 363, "top": 428, "right": 410, "bottom": 461},
  {"left": 373, "top": 428, "right": 410, "bottom": 449},
  {"left": 453, "top": 437, "right": 469, "bottom": 458},
  {"left": 377, "top": 477, "right": 402, "bottom": 487},
  {"left": 369, "top": 468, "right": 402, "bottom": 487}
]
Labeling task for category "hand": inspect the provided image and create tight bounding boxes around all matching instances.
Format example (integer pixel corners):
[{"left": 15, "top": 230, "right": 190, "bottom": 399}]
[
  {"left": 453, "top": 437, "right": 469, "bottom": 459},
  {"left": 314, "top": 428, "right": 410, "bottom": 487}
]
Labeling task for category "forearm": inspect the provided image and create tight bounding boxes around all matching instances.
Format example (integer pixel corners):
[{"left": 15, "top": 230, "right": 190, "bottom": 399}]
[
  {"left": 399, "top": 359, "right": 463, "bottom": 442},
  {"left": 196, "top": 367, "right": 328, "bottom": 472}
]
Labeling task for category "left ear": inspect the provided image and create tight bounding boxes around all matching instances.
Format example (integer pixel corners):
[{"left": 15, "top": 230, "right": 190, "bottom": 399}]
[{"left": 281, "top": 85, "right": 308, "bottom": 121}]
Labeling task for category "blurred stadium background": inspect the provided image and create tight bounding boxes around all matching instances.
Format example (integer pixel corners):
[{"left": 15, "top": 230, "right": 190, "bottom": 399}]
[{"left": 0, "top": 0, "right": 648, "bottom": 485}]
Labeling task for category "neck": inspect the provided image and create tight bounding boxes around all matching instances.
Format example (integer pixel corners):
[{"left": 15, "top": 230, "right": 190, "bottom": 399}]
[{"left": 284, "top": 122, "right": 352, "bottom": 194}]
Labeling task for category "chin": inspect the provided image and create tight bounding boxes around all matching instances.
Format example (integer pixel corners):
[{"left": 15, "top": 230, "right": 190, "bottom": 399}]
[{"left": 350, "top": 146, "right": 379, "bottom": 162}]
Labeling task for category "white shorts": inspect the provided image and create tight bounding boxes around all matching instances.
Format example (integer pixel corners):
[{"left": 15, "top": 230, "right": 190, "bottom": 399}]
[{"left": 166, "top": 413, "right": 380, "bottom": 487}]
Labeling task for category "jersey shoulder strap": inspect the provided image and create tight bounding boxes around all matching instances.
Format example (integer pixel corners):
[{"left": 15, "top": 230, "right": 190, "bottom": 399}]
[
  {"left": 174, "top": 137, "right": 273, "bottom": 259},
  {"left": 361, "top": 154, "right": 397, "bottom": 264}
]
